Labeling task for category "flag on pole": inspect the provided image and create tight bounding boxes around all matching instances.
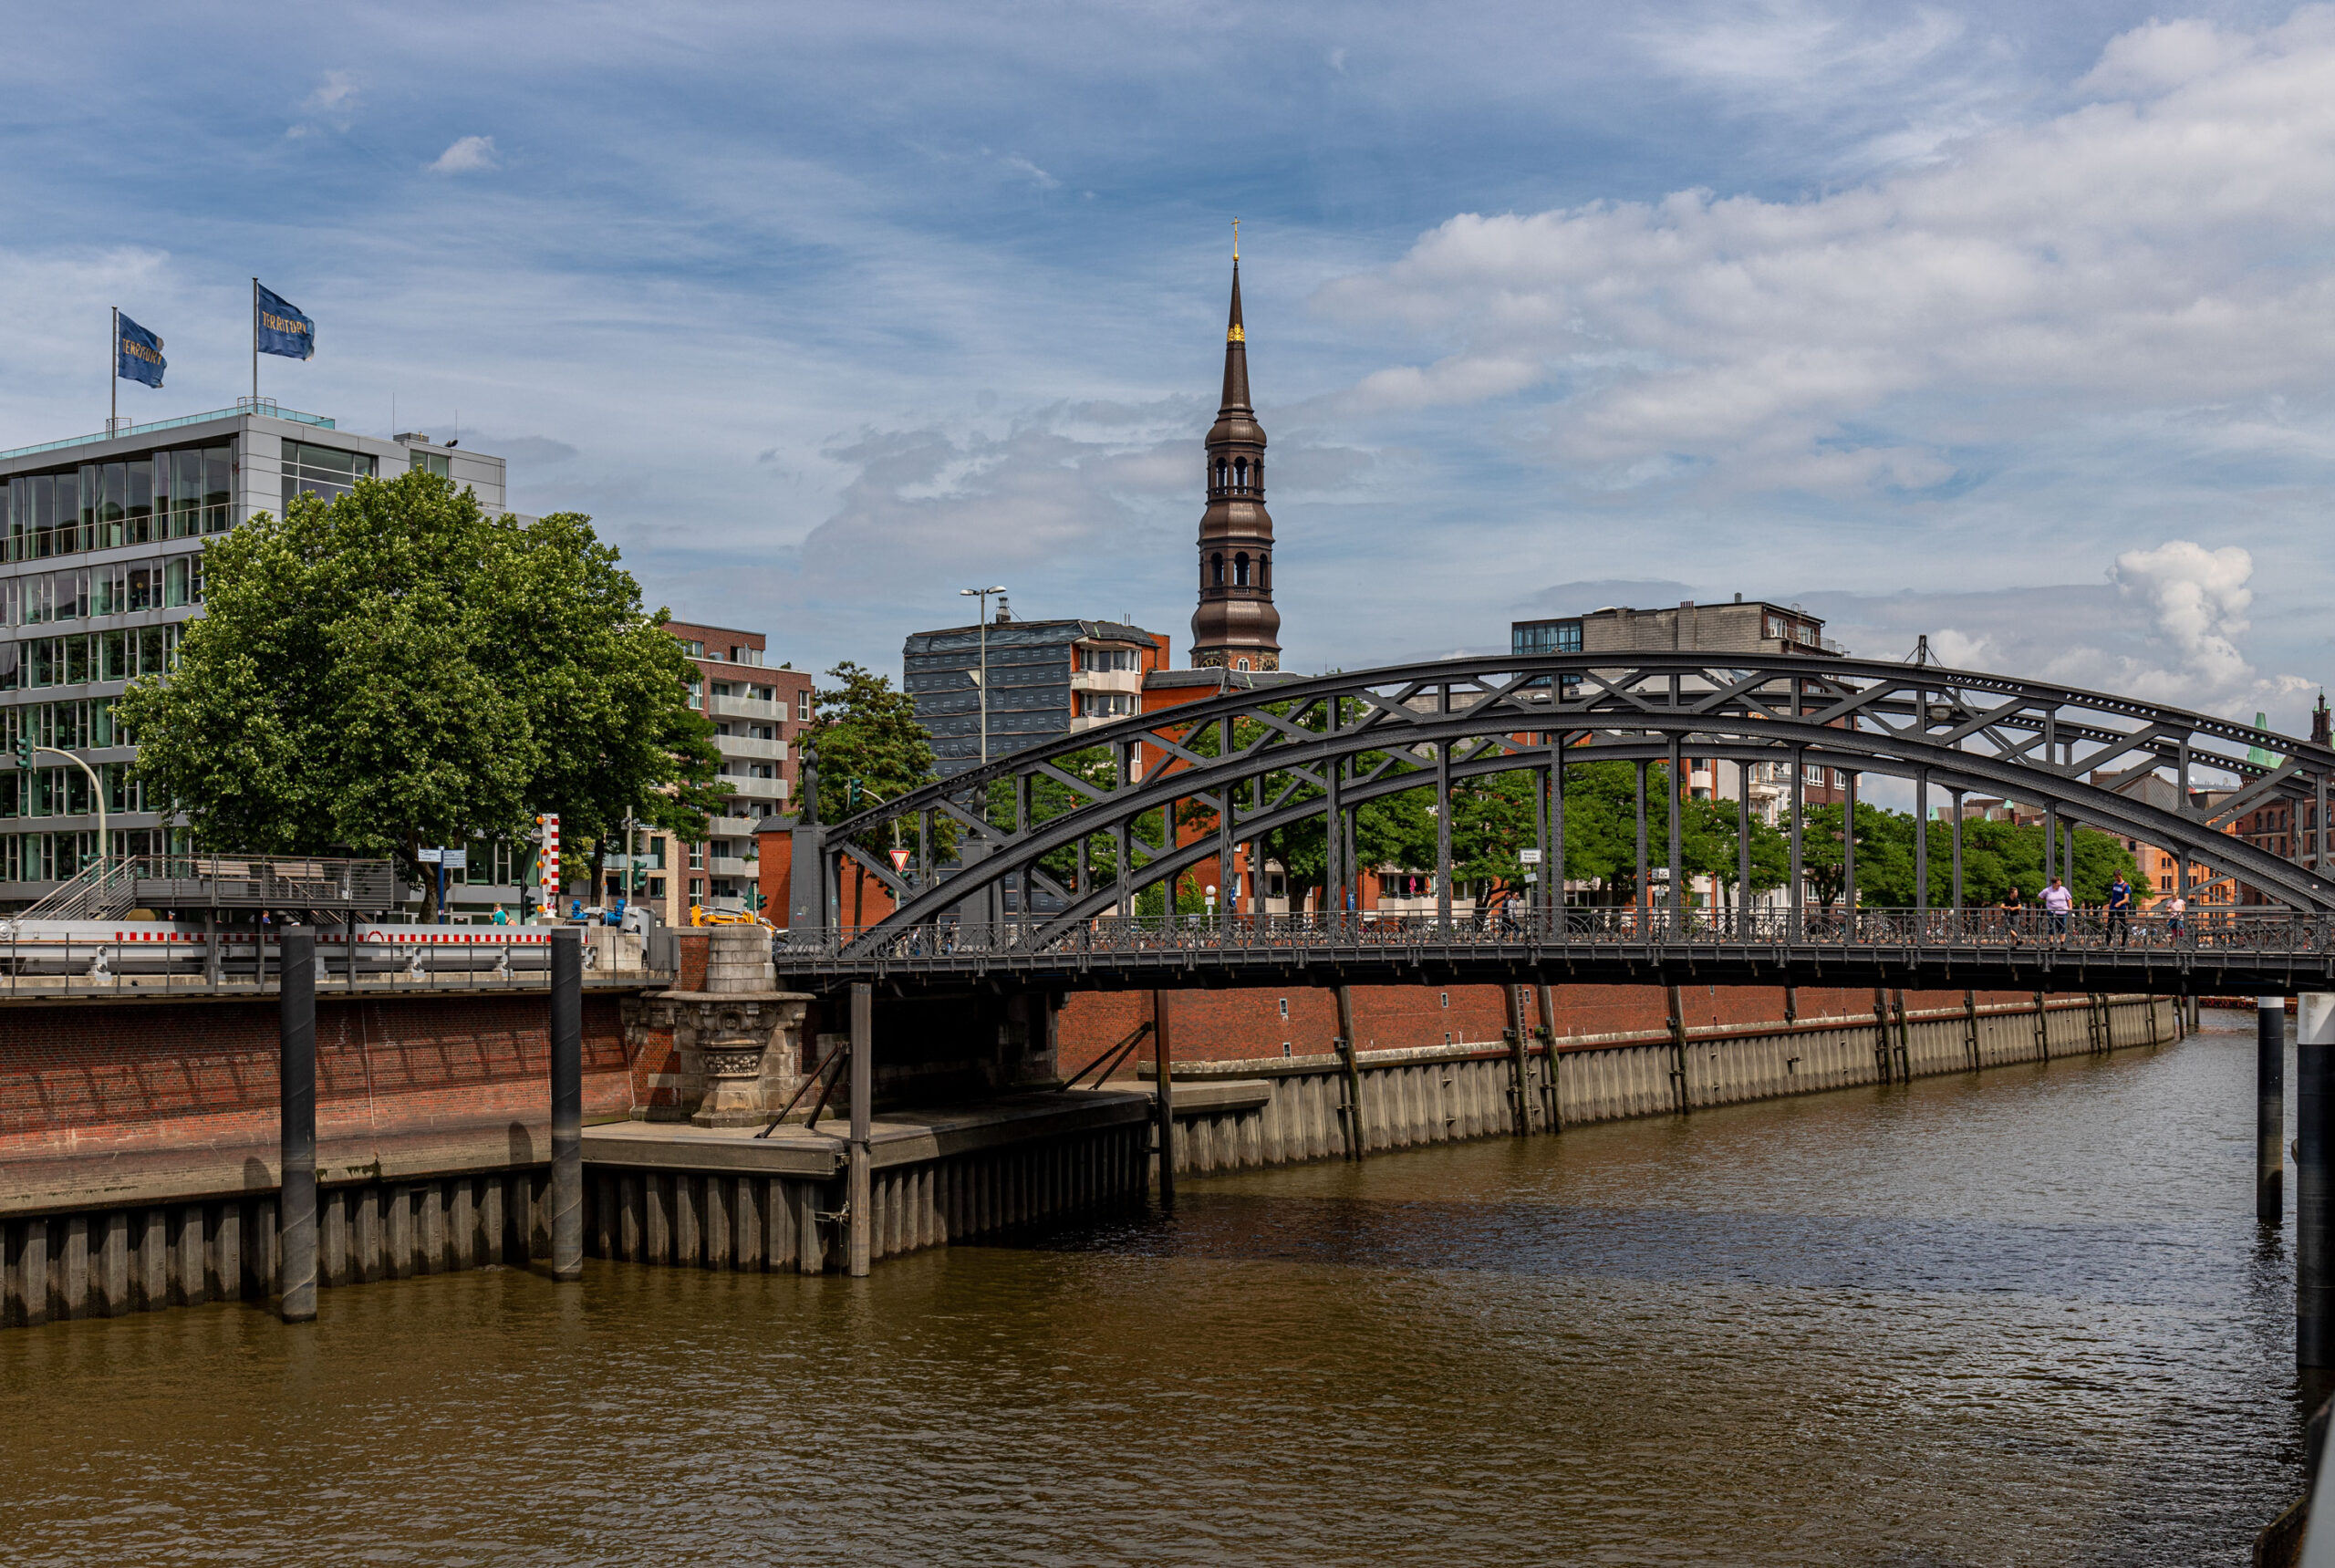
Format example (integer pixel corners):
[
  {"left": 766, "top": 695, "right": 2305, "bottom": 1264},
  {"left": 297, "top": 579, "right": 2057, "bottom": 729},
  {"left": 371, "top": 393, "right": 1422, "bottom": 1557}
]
[
  {"left": 116, "top": 316, "right": 165, "bottom": 388},
  {"left": 255, "top": 285, "right": 315, "bottom": 359}
]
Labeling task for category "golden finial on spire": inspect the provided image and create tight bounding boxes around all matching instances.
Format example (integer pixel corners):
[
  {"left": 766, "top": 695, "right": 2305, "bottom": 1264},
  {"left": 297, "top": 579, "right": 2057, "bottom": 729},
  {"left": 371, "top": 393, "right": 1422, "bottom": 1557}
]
[{"left": 1232, "top": 217, "right": 1239, "bottom": 260}]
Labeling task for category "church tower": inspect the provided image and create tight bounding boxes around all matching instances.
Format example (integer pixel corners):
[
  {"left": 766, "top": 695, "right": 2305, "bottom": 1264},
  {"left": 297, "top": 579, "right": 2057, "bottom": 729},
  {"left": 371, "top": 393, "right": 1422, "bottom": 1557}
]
[{"left": 1189, "top": 254, "right": 1282, "bottom": 670}]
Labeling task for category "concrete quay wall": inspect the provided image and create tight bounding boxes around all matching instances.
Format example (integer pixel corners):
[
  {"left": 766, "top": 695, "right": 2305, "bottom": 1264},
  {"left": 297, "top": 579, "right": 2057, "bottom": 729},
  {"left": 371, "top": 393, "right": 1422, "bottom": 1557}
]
[
  {"left": 1, "top": 1168, "right": 554, "bottom": 1327},
  {"left": 1157, "top": 992, "right": 2179, "bottom": 1177}
]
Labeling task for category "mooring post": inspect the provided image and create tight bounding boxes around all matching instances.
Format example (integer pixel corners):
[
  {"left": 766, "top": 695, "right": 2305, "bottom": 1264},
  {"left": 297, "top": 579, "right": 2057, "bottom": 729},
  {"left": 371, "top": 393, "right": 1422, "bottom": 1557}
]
[
  {"left": 847, "top": 981, "right": 873, "bottom": 1278},
  {"left": 1334, "top": 983, "right": 1365, "bottom": 1160},
  {"left": 2299, "top": 994, "right": 2335, "bottom": 1366},
  {"left": 550, "top": 927, "right": 584, "bottom": 1282},
  {"left": 1152, "top": 990, "right": 1177, "bottom": 1207},
  {"left": 1537, "top": 984, "right": 1563, "bottom": 1131},
  {"left": 1666, "top": 983, "right": 1690, "bottom": 1112},
  {"left": 2264, "top": 994, "right": 2288, "bottom": 1227},
  {"left": 277, "top": 925, "right": 317, "bottom": 1324},
  {"left": 1503, "top": 982, "right": 1531, "bottom": 1137}
]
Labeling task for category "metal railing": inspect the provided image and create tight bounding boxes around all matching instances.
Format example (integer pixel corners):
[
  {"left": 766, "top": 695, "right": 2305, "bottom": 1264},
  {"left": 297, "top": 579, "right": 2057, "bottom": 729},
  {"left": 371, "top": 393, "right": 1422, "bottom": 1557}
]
[
  {"left": 778, "top": 905, "right": 2330, "bottom": 966},
  {"left": 0, "top": 929, "right": 676, "bottom": 1001},
  {"left": 16, "top": 853, "right": 405, "bottom": 922}
]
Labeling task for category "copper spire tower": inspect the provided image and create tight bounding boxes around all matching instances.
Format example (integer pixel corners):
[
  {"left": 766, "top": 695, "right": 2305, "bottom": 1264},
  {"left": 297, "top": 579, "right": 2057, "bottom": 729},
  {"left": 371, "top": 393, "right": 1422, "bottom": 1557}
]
[{"left": 1189, "top": 249, "right": 1281, "bottom": 670}]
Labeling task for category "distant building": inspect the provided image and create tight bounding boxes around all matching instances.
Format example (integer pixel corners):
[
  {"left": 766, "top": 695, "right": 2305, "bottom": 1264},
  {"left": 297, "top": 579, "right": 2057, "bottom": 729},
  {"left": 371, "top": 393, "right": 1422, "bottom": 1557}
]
[
  {"left": 2232, "top": 693, "right": 2332, "bottom": 908},
  {"left": 1189, "top": 255, "right": 1281, "bottom": 672},
  {"left": 604, "top": 621, "right": 813, "bottom": 919},
  {"left": 904, "top": 610, "right": 1168, "bottom": 777}
]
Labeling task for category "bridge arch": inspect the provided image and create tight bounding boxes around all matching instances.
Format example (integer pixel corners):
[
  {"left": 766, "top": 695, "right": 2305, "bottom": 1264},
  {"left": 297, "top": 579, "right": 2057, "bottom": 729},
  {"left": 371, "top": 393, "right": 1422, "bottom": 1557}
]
[{"left": 795, "top": 653, "right": 2335, "bottom": 948}]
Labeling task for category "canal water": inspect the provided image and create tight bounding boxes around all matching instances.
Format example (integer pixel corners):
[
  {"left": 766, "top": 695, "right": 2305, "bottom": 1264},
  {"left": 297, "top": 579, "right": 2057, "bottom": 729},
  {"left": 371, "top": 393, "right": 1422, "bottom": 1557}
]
[{"left": 0, "top": 1011, "right": 2304, "bottom": 1564}]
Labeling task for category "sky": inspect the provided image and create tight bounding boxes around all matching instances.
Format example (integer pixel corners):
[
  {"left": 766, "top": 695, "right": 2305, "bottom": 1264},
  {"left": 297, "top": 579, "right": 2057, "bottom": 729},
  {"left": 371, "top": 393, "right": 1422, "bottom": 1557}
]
[{"left": 4, "top": 2, "right": 2334, "bottom": 729}]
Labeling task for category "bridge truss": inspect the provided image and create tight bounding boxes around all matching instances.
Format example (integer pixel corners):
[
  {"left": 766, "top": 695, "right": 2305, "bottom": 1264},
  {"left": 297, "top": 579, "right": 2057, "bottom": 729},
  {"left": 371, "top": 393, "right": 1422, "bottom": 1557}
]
[{"left": 777, "top": 653, "right": 2335, "bottom": 993}]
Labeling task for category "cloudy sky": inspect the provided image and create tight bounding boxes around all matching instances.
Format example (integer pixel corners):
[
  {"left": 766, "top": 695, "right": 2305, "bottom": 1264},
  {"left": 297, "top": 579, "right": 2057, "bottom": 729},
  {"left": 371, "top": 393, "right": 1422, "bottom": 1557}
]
[{"left": 4, "top": 2, "right": 2333, "bottom": 726}]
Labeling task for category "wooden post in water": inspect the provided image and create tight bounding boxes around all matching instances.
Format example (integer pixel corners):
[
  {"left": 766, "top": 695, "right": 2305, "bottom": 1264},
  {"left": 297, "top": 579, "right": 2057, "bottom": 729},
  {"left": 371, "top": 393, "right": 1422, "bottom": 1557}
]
[
  {"left": 277, "top": 927, "right": 317, "bottom": 1324},
  {"left": 1503, "top": 983, "right": 1531, "bottom": 1137},
  {"left": 845, "top": 986, "right": 873, "bottom": 1280},
  {"left": 549, "top": 928, "right": 584, "bottom": 1281},
  {"left": 1152, "top": 990, "right": 1177, "bottom": 1208},
  {"left": 1537, "top": 985, "right": 1563, "bottom": 1131},
  {"left": 2263, "top": 995, "right": 2288, "bottom": 1226},
  {"left": 2298, "top": 994, "right": 2334, "bottom": 1365},
  {"left": 1666, "top": 983, "right": 1690, "bottom": 1113},
  {"left": 1334, "top": 984, "right": 1365, "bottom": 1160}
]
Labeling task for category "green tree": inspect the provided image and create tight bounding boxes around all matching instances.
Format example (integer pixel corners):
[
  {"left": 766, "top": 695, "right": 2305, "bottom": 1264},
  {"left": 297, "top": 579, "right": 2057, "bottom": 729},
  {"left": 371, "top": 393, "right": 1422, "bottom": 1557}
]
[{"left": 115, "top": 471, "right": 721, "bottom": 915}]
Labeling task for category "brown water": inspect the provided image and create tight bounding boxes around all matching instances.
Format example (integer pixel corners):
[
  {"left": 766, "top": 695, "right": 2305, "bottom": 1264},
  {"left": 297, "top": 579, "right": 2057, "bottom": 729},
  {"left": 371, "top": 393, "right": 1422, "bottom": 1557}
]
[{"left": 0, "top": 1012, "right": 2307, "bottom": 1565}]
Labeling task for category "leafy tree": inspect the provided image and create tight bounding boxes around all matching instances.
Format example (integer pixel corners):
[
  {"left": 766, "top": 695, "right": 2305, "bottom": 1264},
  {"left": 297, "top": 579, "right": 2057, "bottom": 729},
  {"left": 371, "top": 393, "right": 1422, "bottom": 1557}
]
[
  {"left": 1781, "top": 804, "right": 2139, "bottom": 907},
  {"left": 808, "top": 661, "right": 940, "bottom": 925},
  {"left": 116, "top": 471, "right": 721, "bottom": 916}
]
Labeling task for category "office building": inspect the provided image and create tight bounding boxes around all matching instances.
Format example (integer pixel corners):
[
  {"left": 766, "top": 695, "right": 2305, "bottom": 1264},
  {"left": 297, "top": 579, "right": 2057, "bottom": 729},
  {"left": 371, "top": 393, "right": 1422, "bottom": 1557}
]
[
  {"left": 0, "top": 402, "right": 505, "bottom": 906},
  {"left": 904, "top": 611, "right": 1168, "bottom": 777}
]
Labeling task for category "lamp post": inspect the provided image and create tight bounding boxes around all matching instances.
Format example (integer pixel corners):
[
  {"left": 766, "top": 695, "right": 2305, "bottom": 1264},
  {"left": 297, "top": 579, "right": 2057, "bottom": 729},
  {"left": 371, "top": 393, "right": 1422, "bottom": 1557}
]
[
  {"left": 17, "top": 742, "right": 107, "bottom": 877},
  {"left": 959, "top": 586, "right": 1007, "bottom": 765}
]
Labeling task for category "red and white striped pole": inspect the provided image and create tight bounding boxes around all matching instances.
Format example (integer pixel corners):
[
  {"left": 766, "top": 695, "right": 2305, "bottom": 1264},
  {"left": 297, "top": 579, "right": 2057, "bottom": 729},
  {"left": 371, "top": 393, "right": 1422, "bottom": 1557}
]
[{"left": 537, "top": 814, "right": 560, "bottom": 919}]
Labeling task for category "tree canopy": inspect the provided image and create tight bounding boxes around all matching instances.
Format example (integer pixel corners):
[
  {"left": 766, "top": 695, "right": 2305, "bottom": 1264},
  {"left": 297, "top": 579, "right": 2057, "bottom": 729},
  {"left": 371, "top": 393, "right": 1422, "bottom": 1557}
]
[{"left": 115, "top": 471, "right": 723, "bottom": 909}]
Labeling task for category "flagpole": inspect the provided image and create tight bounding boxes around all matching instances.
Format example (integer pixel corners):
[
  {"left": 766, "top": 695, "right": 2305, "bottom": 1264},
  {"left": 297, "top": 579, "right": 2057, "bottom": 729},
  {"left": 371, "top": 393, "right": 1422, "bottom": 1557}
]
[
  {"left": 110, "top": 306, "right": 118, "bottom": 434},
  {"left": 251, "top": 278, "right": 259, "bottom": 409}
]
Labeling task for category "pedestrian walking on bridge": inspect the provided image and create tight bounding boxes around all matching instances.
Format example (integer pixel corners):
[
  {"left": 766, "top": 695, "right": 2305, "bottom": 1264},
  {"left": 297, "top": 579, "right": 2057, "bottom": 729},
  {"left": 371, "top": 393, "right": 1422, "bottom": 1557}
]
[
  {"left": 2106, "top": 873, "right": 2133, "bottom": 947},
  {"left": 2042, "top": 876, "right": 2073, "bottom": 941}
]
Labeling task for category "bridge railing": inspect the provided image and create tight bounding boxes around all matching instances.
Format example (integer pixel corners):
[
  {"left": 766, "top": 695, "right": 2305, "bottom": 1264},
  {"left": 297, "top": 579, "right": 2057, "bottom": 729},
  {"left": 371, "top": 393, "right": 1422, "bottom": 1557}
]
[{"left": 778, "top": 905, "right": 2334, "bottom": 965}]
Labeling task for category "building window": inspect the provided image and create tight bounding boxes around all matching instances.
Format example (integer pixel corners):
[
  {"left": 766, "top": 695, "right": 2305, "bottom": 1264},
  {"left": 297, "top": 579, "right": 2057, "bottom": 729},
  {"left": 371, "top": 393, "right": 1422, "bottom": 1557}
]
[
  {"left": 731, "top": 646, "right": 762, "bottom": 666},
  {"left": 1511, "top": 620, "right": 1583, "bottom": 657},
  {"left": 795, "top": 690, "right": 813, "bottom": 721},
  {"left": 1210, "top": 553, "right": 1224, "bottom": 587},
  {"left": 281, "top": 440, "right": 377, "bottom": 512},
  {"left": 689, "top": 844, "right": 704, "bottom": 870},
  {"left": 687, "top": 680, "right": 702, "bottom": 710},
  {"left": 689, "top": 877, "right": 703, "bottom": 901},
  {"left": 1234, "top": 552, "right": 1251, "bottom": 587},
  {"left": 676, "top": 639, "right": 705, "bottom": 658},
  {"left": 410, "top": 450, "right": 451, "bottom": 479},
  {"left": 1235, "top": 659, "right": 1250, "bottom": 671}
]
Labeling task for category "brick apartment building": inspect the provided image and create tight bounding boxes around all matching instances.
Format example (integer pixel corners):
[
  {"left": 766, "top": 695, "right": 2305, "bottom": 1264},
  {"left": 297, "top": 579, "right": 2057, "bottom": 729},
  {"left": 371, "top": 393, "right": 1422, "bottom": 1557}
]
[{"left": 604, "top": 621, "right": 813, "bottom": 923}]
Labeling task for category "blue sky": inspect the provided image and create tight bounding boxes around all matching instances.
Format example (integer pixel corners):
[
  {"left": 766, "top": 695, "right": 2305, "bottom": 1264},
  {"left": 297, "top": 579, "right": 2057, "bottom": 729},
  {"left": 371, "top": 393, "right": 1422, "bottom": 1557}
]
[{"left": 5, "top": 2, "right": 2333, "bottom": 726}]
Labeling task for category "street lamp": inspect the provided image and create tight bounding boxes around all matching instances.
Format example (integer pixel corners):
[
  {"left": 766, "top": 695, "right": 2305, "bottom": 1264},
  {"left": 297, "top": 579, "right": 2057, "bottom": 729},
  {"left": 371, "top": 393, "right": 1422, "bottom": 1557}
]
[{"left": 960, "top": 586, "right": 1006, "bottom": 765}]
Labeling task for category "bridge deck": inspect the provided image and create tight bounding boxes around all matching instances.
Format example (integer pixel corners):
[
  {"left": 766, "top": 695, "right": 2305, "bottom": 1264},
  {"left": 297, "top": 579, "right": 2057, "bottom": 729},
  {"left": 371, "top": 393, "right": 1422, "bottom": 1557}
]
[{"left": 776, "top": 913, "right": 2335, "bottom": 996}]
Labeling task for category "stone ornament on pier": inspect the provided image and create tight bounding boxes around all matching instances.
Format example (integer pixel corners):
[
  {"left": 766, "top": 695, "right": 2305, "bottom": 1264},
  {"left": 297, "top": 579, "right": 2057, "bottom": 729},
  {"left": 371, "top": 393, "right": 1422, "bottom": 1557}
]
[{"left": 643, "top": 929, "right": 813, "bottom": 1127}]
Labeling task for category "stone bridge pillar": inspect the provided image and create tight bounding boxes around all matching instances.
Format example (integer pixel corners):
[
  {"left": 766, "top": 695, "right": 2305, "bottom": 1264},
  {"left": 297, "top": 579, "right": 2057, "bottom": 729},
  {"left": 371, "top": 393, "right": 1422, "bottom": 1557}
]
[{"left": 644, "top": 929, "right": 812, "bottom": 1127}]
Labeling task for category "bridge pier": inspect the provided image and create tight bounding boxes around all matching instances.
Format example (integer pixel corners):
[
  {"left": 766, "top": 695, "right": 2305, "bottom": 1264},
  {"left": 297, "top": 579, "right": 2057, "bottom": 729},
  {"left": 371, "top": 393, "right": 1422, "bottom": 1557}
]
[{"left": 2300, "top": 995, "right": 2335, "bottom": 1366}]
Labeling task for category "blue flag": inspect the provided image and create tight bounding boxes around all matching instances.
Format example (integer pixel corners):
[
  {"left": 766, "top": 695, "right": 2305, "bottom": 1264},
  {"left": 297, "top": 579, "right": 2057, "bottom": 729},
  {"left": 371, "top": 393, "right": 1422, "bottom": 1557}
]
[
  {"left": 117, "top": 314, "right": 165, "bottom": 388},
  {"left": 255, "top": 284, "right": 314, "bottom": 360}
]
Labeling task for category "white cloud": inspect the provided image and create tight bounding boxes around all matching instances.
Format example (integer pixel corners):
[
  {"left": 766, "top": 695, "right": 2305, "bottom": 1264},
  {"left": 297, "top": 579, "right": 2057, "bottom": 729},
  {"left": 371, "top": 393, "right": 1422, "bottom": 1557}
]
[
  {"left": 286, "top": 68, "right": 359, "bottom": 138},
  {"left": 1317, "top": 8, "right": 2335, "bottom": 498},
  {"left": 2109, "top": 540, "right": 2260, "bottom": 698},
  {"left": 428, "top": 135, "right": 499, "bottom": 175}
]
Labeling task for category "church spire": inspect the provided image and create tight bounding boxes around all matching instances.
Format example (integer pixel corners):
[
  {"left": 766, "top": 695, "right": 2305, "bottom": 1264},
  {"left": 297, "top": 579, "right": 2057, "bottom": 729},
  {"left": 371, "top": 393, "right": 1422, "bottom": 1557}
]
[
  {"left": 1190, "top": 246, "right": 1281, "bottom": 672},
  {"left": 1220, "top": 258, "right": 1251, "bottom": 412}
]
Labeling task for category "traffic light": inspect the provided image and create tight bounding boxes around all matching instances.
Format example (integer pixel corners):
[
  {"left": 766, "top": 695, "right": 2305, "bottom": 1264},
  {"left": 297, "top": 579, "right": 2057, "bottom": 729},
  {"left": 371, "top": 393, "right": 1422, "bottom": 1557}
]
[
  {"left": 846, "top": 777, "right": 862, "bottom": 809},
  {"left": 12, "top": 738, "right": 28, "bottom": 770}
]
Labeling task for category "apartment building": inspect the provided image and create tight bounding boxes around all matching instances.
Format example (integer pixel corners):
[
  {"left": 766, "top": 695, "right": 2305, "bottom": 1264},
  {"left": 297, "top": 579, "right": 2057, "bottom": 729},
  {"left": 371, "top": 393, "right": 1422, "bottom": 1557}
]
[{"left": 600, "top": 621, "right": 814, "bottom": 920}]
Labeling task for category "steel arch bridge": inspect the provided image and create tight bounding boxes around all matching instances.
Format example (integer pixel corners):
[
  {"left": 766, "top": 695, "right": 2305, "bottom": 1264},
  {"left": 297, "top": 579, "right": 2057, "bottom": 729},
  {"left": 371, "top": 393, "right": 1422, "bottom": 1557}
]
[{"left": 773, "top": 653, "right": 2335, "bottom": 996}]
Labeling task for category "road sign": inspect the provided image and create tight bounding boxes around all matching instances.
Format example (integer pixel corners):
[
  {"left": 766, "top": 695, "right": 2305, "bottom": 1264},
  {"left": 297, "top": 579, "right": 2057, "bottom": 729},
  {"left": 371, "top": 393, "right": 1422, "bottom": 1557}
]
[
  {"left": 417, "top": 847, "right": 441, "bottom": 864},
  {"left": 889, "top": 848, "right": 910, "bottom": 874},
  {"left": 440, "top": 848, "right": 467, "bottom": 869},
  {"left": 1519, "top": 848, "right": 1542, "bottom": 865}
]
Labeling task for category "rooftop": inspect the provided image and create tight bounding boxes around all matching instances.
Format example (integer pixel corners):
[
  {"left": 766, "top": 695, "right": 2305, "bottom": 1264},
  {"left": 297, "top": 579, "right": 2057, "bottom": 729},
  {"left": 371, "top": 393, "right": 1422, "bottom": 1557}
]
[{"left": 0, "top": 400, "right": 336, "bottom": 464}]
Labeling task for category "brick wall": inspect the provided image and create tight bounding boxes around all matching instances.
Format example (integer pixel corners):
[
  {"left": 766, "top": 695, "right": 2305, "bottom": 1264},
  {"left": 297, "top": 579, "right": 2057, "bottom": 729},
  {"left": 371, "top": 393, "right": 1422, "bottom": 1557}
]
[
  {"left": 0, "top": 992, "right": 638, "bottom": 1216},
  {"left": 1060, "top": 982, "right": 2073, "bottom": 1075}
]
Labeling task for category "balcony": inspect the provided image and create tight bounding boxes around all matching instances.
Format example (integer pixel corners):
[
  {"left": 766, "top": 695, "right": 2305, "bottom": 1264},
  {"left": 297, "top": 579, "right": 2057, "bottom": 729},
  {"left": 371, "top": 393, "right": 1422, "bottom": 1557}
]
[
  {"left": 714, "top": 734, "right": 786, "bottom": 762},
  {"left": 1069, "top": 668, "right": 1143, "bottom": 693},
  {"left": 709, "top": 694, "right": 780, "bottom": 722},
  {"left": 705, "top": 815, "right": 762, "bottom": 838},
  {"left": 720, "top": 775, "right": 788, "bottom": 802},
  {"left": 709, "top": 855, "right": 757, "bottom": 877}
]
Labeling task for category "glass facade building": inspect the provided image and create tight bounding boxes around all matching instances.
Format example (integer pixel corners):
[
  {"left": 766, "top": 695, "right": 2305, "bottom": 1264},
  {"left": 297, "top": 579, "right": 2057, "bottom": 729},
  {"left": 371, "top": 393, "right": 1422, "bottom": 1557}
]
[{"left": 0, "top": 407, "right": 505, "bottom": 904}]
